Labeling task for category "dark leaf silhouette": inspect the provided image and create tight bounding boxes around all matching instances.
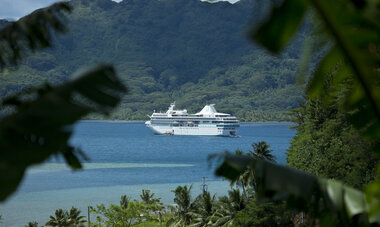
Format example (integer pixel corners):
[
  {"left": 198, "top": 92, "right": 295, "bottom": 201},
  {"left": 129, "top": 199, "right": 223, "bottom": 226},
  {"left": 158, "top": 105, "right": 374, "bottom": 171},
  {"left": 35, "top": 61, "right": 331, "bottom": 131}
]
[
  {"left": 251, "top": 0, "right": 380, "bottom": 145},
  {"left": 251, "top": 0, "right": 310, "bottom": 53},
  {"left": 249, "top": 141, "right": 276, "bottom": 162},
  {"left": 0, "top": 2, "right": 71, "bottom": 70},
  {"left": 213, "top": 0, "right": 380, "bottom": 222},
  {"left": 0, "top": 65, "right": 127, "bottom": 201}
]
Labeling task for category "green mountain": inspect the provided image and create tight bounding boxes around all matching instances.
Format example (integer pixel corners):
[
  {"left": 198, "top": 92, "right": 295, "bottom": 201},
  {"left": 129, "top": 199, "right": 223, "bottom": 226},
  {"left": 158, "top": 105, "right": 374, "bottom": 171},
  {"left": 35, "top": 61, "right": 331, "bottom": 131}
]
[{"left": 0, "top": 0, "right": 311, "bottom": 121}]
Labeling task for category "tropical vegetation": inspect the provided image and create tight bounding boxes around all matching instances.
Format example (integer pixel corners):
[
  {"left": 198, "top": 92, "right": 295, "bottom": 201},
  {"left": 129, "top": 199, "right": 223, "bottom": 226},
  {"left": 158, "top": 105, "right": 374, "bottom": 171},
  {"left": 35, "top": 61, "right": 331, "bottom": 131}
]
[
  {"left": 167, "top": 185, "right": 195, "bottom": 226},
  {"left": 287, "top": 82, "right": 378, "bottom": 189},
  {"left": 89, "top": 190, "right": 165, "bottom": 226},
  {"left": 25, "top": 221, "right": 39, "bottom": 227},
  {"left": 190, "top": 192, "right": 216, "bottom": 226},
  {"left": 45, "top": 207, "right": 86, "bottom": 227},
  {"left": 214, "top": 0, "right": 380, "bottom": 226},
  {"left": 0, "top": 0, "right": 310, "bottom": 122},
  {"left": 22, "top": 164, "right": 293, "bottom": 227}
]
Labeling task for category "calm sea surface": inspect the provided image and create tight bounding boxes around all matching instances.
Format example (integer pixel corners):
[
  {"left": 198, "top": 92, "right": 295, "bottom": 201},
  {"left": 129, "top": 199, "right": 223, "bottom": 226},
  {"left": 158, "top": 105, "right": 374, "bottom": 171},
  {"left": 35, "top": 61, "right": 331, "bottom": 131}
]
[{"left": 0, "top": 121, "right": 295, "bottom": 226}]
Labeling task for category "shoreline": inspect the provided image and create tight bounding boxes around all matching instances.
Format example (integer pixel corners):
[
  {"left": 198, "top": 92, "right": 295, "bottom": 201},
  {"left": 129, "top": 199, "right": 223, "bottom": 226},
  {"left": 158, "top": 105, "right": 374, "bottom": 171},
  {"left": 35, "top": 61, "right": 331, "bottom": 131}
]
[{"left": 79, "top": 119, "right": 293, "bottom": 123}]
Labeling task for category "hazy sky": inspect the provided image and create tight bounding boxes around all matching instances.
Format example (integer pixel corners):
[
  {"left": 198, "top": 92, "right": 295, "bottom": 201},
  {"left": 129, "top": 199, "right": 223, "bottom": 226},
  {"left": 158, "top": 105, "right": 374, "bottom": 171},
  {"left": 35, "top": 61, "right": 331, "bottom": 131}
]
[{"left": 0, "top": 0, "right": 239, "bottom": 19}]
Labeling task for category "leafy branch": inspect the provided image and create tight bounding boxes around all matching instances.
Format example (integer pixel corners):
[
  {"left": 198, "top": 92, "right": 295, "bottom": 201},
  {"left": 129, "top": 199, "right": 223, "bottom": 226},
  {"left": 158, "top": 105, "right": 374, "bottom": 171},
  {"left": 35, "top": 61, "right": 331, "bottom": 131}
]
[
  {"left": 251, "top": 0, "right": 380, "bottom": 144},
  {"left": 215, "top": 0, "right": 380, "bottom": 224},
  {"left": 212, "top": 153, "right": 380, "bottom": 225},
  {"left": 0, "top": 2, "right": 71, "bottom": 70},
  {"left": 0, "top": 65, "right": 127, "bottom": 201},
  {"left": 0, "top": 2, "right": 128, "bottom": 202}
]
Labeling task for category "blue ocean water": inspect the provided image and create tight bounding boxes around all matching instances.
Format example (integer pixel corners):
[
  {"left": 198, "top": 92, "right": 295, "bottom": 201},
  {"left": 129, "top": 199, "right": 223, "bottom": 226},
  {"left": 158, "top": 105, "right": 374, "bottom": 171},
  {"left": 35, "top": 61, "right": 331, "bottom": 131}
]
[{"left": 0, "top": 121, "right": 295, "bottom": 226}]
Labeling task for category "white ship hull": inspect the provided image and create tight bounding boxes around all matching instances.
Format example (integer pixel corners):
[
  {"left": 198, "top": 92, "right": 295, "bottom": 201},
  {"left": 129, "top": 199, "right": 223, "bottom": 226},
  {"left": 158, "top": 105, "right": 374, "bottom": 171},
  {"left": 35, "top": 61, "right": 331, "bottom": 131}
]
[
  {"left": 145, "top": 122, "right": 236, "bottom": 136},
  {"left": 145, "top": 103, "right": 239, "bottom": 137}
]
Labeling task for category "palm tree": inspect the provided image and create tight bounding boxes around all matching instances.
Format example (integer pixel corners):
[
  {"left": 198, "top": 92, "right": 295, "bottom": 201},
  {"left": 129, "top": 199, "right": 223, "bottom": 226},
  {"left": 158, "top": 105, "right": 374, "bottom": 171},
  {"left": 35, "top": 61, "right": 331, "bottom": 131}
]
[
  {"left": 210, "top": 189, "right": 247, "bottom": 226},
  {"left": 139, "top": 190, "right": 164, "bottom": 226},
  {"left": 229, "top": 143, "right": 277, "bottom": 194},
  {"left": 140, "top": 189, "right": 159, "bottom": 204},
  {"left": 190, "top": 192, "right": 216, "bottom": 227},
  {"left": 67, "top": 207, "right": 86, "bottom": 227},
  {"left": 25, "top": 221, "right": 38, "bottom": 227},
  {"left": 150, "top": 201, "right": 165, "bottom": 227},
  {"left": 120, "top": 195, "right": 130, "bottom": 209},
  {"left": 168, "top": 185, "right": 195, "bottom": 226},
  {"left": 227, "top": 189, "right": 247, "bottom": 212},
  {"left": 233, "top": 142, "right": 276, "bottom": 193},
  {"left": 210, "top": 196, "right": 234, "bottom": 226},
  {"left": 249, "top": 141, "right": 276, "bottom": 162},
  {"left": 230, "top": 149, "right": 253, "bottom": 195},
  {"left": 45, "top": 209, "right": 69, "bottom": 226}
]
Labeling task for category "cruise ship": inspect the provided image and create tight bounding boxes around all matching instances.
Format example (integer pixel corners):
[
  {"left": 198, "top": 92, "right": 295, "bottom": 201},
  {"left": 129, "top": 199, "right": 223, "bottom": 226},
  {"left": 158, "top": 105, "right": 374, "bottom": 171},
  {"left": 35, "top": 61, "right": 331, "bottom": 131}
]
[{"left": 145, "top": 102, "right": 239, "bottom": 136}]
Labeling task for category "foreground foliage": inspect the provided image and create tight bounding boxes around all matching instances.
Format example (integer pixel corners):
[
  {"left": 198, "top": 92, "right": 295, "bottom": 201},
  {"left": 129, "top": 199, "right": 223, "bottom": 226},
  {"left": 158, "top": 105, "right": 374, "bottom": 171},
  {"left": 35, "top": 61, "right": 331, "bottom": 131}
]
[
  {"left": 0, "top": 64, "right": 126, "bottom": 201},
  {"left": 0, "top": 3, "right": 70, "bottom": 68},
  {"left": 252, "top": 0, "right": 380, "bottom": 143},
  {"left": 215, "top": 153, "right": 380, "bottom": 225},
  {"left": 214, "top": 0, "right": 380, "bottom": 225},
  {"left": 0, "top": 3, "right": 127, "bottom": 202}
]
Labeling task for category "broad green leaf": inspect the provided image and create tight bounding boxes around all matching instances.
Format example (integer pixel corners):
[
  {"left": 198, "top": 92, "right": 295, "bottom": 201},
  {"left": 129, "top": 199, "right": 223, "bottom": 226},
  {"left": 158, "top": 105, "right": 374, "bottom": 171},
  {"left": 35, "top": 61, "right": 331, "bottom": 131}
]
[
  {"left": 251, "top": 0, "right": 310, "bottom": 53},
  {"left": 0, "top": 65, "right": 127, "bottom": 201},
  {"left": 343, "top": 185, "right": 367, "bottom": 217}
]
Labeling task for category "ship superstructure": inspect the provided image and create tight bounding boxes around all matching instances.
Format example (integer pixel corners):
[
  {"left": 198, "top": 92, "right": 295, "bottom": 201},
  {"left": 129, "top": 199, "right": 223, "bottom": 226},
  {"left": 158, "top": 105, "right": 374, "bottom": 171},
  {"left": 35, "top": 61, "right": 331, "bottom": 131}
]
[{"left": 145, "top": 102, "right": 239, "bottom": 136}]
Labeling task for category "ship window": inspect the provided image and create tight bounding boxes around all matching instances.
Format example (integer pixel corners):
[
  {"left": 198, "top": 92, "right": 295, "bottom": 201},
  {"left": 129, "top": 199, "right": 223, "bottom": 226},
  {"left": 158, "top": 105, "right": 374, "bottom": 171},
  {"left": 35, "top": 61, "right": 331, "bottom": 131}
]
[{"left": 203, "top": 121, "right": 209, "bottom": 123}]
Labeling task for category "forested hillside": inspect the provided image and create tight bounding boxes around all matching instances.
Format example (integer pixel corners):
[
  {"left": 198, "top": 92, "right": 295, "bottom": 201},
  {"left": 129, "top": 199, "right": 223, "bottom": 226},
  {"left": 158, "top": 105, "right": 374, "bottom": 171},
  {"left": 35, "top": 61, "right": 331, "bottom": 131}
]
[{"left": 0, "top": 0, "right": 312, "bottom": 121}]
